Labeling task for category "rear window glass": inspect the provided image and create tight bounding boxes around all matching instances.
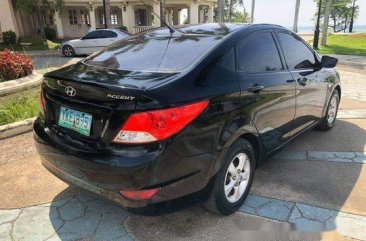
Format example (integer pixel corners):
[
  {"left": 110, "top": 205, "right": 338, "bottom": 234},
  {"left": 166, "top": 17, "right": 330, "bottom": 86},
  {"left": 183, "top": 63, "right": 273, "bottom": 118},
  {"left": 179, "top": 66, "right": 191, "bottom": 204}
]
[{"left": 84, "top": 35, "right": 223, "bottom": 72}]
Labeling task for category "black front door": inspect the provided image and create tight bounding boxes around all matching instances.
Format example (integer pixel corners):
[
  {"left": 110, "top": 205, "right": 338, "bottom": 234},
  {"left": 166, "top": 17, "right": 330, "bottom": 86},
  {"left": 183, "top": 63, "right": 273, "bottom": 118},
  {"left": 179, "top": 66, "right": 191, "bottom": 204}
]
[
  {"left": 235, "top": 30, "right": 296, "bottom": 151},
  {"left": 275, "top": 30, "right": 328, "bottom": 134}
]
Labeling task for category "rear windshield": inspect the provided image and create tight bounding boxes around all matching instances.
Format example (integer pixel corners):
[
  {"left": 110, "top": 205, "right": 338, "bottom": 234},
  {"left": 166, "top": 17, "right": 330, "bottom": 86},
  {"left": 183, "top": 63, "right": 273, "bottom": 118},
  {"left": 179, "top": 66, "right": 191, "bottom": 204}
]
[{"left": 84, "top": 34, "right": 223, "bottom": 72}]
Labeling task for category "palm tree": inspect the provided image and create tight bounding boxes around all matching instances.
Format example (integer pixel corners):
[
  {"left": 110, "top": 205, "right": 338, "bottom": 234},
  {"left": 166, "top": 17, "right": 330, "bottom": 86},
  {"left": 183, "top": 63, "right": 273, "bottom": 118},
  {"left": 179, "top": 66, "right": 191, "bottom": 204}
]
[
  {"left": 229, "top": 0, "right": 234, "bottom": 21},
  {"left": 293, "top": 0, "right": 301, "bottom": 32},
  {"left": 321, "top": 0, "right": 333, "bottom": 46},
  {"left": 217, "top": 0, "right": 224, "bottom": 22},
  {"left": 250, "top": 0, "right": 255, "bottom": 23}
]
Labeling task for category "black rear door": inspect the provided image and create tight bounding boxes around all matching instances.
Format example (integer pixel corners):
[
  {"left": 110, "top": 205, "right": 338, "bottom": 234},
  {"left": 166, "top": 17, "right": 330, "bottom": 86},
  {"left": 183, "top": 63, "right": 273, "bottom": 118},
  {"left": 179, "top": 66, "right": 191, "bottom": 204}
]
[
  {"left": 236, "top": 30, "right": 296, "bottom": 151},
  {"left": 274, "top": 30, "right": 328, "bottom": 134}
]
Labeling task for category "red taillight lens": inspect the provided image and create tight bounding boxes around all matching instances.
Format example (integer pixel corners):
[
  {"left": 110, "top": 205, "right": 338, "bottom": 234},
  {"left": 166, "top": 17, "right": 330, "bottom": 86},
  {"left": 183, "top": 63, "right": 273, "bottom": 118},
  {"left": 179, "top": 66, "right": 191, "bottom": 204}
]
[
  {"left": 39, "top": 91, "right": 46, "bottom": 115},
  {"left": 113, "top": 100, "right": 209, "bottom": 144},
  {"left": 119, "top": 188, "right": 160, "bottom": 200}
]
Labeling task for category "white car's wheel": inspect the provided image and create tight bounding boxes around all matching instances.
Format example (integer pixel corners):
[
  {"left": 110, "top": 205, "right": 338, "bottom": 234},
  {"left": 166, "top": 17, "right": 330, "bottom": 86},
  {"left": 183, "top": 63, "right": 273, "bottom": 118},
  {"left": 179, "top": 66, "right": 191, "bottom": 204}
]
[{"left": 62, "top": 45, "right": 75, "bottom": 57}]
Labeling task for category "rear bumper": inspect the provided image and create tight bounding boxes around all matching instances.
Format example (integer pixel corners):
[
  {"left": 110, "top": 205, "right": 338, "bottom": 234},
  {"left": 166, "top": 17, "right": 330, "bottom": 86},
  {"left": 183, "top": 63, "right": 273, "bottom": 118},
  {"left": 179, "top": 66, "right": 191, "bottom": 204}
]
[{"left": 33, "top": 118, "right": 214, "bottom": 209}]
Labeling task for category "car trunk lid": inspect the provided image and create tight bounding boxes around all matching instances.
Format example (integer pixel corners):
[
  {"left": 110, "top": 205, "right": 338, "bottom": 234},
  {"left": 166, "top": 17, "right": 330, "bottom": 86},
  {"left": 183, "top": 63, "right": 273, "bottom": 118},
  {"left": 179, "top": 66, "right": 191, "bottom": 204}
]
[{"left": 42, "top": 63, "right": 178, "bottom": 149}]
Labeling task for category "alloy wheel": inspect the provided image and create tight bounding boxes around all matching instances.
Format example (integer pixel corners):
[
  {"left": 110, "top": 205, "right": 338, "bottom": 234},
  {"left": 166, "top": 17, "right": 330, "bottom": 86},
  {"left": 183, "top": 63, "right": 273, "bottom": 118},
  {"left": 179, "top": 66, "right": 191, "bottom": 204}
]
[
  {"left": 224, "top": 152, "right": 251, "bottom": 203},
  {"left": 63, "top": 46, "right": 74, "bottom": 57},
  {"left": 327, "top": 96, "right": 338, "bottom": 125}
]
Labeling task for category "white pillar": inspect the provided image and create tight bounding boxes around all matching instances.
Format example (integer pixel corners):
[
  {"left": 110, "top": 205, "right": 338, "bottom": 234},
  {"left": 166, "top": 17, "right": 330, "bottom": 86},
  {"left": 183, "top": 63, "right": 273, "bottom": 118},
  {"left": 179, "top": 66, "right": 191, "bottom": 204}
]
[
  {"left": 190, "top": 2, "right": 199, "bottom": 24},
  {"left": 55, "top": 11, "right": 64, "bottom": 38},
  {"left": 208, "top": 5, "right": 213, "bottom": 23},
  {"left": 173, "top": 8, "right": 179, "bottom": 25},
  {"left": 199, "top": 6, "right": 204, "bottom": 23},
  {"left": 122, "top": 4, "right": 135, "bottom": 33},
  {"left": 153, "top": 1, "right": 161, "bottom": 27},
  {"left": 90, "top": 6, "right": 97, "bottom": 29}
]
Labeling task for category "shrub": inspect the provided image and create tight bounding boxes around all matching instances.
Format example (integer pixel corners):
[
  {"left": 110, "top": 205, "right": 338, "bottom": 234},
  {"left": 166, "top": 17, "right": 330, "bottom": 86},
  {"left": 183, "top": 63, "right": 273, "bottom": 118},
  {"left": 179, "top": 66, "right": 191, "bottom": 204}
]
[
  {"left": 18, "top": 35, "right": 44, "bottom": 45},
  {"left": 118, "top": 26, "right": 128, "bottom": 33},
  {"left": 44, "top": 26, "right": 57, "bottom": 40},
  {"left": 0, "top": 49, "right": 33, "bottom": 81},
  {"left": 2, "top": 30, "right": 17, "bottom": 44}
]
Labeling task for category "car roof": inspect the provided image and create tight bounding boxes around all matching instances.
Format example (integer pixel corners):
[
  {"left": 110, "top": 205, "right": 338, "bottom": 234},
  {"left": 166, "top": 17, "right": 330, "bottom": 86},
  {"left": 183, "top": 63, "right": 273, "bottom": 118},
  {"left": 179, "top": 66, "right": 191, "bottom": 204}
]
[{"left": 139, "top": 23, "right": 287, "bottom": 37}]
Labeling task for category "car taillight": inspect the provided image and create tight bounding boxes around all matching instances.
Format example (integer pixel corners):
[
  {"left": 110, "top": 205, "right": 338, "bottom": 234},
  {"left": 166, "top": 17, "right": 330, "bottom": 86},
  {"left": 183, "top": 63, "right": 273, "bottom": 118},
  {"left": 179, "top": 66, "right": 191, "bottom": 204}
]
[
  {"left": 113, "top": 100, "right": 209, "bottom": 144},
  {"left": 119, "top": 188, "right": 160, "bottom": 200},
  {"left": 39, "top": 91, "right": 46, "bottom": 115}
]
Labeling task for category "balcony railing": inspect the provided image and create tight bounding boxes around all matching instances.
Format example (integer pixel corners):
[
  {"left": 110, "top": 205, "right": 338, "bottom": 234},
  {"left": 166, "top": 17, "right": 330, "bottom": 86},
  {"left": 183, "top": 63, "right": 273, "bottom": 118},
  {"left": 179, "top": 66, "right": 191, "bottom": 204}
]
[{"left": 133, "top": 25, "right": 155, "bottom": 34}]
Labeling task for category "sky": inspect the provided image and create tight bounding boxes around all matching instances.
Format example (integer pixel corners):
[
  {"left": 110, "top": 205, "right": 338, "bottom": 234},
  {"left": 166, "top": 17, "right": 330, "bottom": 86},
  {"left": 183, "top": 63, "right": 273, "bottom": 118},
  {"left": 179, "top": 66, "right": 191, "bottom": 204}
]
[{"left": 240, "top": 0, "right": 366, "bottom": 27}]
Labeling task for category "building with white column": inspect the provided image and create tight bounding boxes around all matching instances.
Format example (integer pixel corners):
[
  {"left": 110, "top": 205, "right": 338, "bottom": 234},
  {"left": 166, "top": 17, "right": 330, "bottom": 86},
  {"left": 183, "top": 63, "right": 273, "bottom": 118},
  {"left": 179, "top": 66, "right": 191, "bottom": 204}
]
[{"left": 0, "top": 0, "right": 216, "bottom": 40}]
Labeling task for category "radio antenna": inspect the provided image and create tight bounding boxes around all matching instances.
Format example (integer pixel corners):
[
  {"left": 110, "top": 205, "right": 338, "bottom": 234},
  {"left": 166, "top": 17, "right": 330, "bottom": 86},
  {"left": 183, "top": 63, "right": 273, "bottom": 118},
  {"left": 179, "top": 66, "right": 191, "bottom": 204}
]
[{"left": 139, "top": 0, "right": 178, "bottom": 35}]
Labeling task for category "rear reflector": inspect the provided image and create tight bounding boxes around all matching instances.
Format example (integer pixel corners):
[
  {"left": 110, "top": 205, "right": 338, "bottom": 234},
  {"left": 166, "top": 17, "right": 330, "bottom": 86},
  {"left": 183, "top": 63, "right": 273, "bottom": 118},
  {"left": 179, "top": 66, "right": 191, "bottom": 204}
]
[
  {"left": 39, "top": 91, "right": 46, "bottom": 115},
  {"left": 119, "top": 188, "right": 160, "bottom": 200},
  {"left": 113, "top": 100, "right": 209, "bottom": 144}
]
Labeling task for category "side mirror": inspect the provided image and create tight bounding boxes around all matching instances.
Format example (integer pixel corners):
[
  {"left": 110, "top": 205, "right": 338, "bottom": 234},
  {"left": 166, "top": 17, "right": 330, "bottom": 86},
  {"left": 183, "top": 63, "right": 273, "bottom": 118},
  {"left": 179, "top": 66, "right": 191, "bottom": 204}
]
[{"left": 321, "top": 55, "right": 338, "bottom": 68}]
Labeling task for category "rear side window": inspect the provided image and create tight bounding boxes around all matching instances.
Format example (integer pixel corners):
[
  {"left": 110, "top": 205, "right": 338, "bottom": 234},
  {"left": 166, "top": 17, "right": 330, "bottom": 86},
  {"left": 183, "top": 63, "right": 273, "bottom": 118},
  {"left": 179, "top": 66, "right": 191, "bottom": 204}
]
[
  {"left": 85, "top": 35, "right": 223, "bottom": 72},
  {"left": 236, "top": 32, "right": 283, "bottom": 73},
  {"left": 276, "top": 32, "right": 317, "bottom": 70},
  {"left": 100, "top": 30, "right": 118, "bottom": 38}
]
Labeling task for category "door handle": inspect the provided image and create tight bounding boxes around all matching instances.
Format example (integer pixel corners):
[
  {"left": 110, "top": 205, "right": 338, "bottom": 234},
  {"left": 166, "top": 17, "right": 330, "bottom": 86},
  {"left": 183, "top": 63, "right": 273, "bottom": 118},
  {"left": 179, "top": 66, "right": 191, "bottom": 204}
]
[
  {"left": 297, "top": 77, "right": 308, "bottom": 86},
  {"left": 247, "top": 85, "right": 264, "bottom": 93}
]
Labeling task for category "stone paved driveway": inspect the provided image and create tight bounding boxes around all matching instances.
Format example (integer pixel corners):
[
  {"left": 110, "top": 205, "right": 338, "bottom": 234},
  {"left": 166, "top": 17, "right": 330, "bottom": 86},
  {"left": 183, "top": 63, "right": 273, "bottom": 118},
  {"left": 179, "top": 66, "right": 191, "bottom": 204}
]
[{"left": 0, "top": 65, "right": 365, "bottom": 240}]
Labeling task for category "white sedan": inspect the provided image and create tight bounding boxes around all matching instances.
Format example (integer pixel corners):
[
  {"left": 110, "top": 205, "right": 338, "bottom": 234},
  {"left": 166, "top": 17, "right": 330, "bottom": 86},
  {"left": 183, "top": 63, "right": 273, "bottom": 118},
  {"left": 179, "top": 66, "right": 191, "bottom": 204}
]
[{"left": 61, "top": 29, "right": 130, "bottom": 57}]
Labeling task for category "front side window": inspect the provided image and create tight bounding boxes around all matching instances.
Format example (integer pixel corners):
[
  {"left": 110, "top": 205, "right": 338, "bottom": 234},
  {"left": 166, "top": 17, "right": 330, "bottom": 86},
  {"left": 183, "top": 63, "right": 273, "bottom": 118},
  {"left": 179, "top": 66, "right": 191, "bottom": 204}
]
[
  {"left": 83, "top": 31, "right": 100, "bottom": 39},
  {"left": 236, "top": 32, "right": 283, "bottom": 73},
  {"left": 68, "top": 10, "right": 77, "bottom": 25},
  {"left": 276, "top": 32, "right": 317, "bottom": 70}
]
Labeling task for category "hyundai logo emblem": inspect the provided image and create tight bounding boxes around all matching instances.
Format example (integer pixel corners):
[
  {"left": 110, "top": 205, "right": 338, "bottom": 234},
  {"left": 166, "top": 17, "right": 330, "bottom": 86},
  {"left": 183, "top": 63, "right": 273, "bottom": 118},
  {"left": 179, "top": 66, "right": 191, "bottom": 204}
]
[{"left": 65, "top": 86, "right": 76, "bottom": 97}]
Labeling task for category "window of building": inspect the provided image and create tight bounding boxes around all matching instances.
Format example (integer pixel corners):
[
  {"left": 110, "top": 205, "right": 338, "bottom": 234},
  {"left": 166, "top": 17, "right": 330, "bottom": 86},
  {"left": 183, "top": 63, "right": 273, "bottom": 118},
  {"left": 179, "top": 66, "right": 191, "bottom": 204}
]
[
  {"left": 68, "top": 9, "right": 77, "bottom": 25},
  {"left": 99, "top": 10, "right": 119, "bottom": 25},
  {"left": 80, "top": 10, "right": 90, "bottom": 25},
  {"left": 135, "top": 8, "right": 147, "bottom": 26},
  {"left": 111, "top": 11, "right": 119, "bottom": 25}
]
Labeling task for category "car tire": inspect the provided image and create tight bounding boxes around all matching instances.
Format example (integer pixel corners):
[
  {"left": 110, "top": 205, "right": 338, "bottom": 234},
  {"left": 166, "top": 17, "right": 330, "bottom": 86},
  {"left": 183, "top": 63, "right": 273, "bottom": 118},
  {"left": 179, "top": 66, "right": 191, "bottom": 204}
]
[
  {"left": 203, "top": 139, "right": 255, "bottom": 215},
  {"left": 62, "top": 45, "right": 75, "bottom": 57},
  {"left": 317, "top": 89, "right": 340, "bottom": 131}
]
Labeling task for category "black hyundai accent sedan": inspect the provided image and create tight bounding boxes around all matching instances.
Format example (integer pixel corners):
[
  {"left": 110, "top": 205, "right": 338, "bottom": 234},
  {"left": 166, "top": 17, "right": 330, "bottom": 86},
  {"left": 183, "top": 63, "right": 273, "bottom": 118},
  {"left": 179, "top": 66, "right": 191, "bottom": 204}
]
[{"left": 34, "top": 23, "right": 340, "bottom": 215}]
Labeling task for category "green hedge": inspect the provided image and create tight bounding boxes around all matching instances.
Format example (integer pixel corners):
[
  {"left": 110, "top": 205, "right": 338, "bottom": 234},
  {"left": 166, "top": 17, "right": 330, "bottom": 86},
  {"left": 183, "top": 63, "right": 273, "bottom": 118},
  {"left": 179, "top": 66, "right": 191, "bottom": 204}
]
[{"left": 2, "top": 30, "right": 17, "bottom": 44}]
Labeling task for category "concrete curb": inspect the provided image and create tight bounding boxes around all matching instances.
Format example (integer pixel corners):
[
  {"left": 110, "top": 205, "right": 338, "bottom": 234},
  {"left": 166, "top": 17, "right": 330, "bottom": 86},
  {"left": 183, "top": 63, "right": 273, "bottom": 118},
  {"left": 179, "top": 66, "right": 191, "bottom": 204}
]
[
  {"left": 0, "top": 72, "right": 42, "bottom": 96},
  {"left": 15, "top": 50, "right": 61, "bottom": 57},
  {"left": 338, "top": 60, "right": 366, "bottom": 69},
  {"left": 0, "top": 117, "right": 35, "bottom": 140}
]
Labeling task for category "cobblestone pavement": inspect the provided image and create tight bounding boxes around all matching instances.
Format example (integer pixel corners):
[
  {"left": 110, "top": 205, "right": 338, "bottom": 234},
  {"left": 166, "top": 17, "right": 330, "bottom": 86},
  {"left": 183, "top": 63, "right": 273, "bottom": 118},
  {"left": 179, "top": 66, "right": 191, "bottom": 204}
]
[
  {"left": 1, "top": 191, "right": 365, "bottom": 241},
  {"left": 339, "top": 70, "right": 366, "bottom": 102}
]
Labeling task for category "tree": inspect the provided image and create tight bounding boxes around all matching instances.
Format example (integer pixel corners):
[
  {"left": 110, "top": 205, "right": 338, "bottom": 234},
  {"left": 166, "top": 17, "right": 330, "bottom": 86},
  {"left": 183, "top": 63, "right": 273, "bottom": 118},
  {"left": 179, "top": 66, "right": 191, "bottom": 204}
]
[
  {"left": 315, "top": 0, "right": 359, "bottom": 33},
  {"left": 231, "top": 9, "right": 251, "bottom": 23},
  {"left": 250, "top": 0, "right": 255, "bottom": 23},
  {"left": 217, "top": 0, "right": 224, "bottom": 22},
  {"left": 160, "top": 0, "right": 166, "bottom": 26},
  {"left": 13, "top": 0, "right": 64, "bottom": 35},
  {"left": 321, "top": 0, "right": 333, "bottom": 46},
  {"left": 349, "top": 0, "right": 356, "bottom": 32},
  {"left": 293, "top": 0, "right": 301, "bottom": 32},
  {"left": 229, "top": 0, "right": 234, "bottom": 21}
]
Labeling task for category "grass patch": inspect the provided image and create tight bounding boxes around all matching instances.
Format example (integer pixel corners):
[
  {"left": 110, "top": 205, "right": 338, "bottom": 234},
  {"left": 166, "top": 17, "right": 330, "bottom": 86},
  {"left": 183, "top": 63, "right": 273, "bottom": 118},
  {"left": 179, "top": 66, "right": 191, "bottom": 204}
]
[
  {"left": 0, "top": 87, "right": 40, "bottom": 125},
  {"left": 0, "top": 39, "right": 61, "bottom": 52},
  {"left": 318, "top": 33, "right": 366, "bottom": 56}
]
